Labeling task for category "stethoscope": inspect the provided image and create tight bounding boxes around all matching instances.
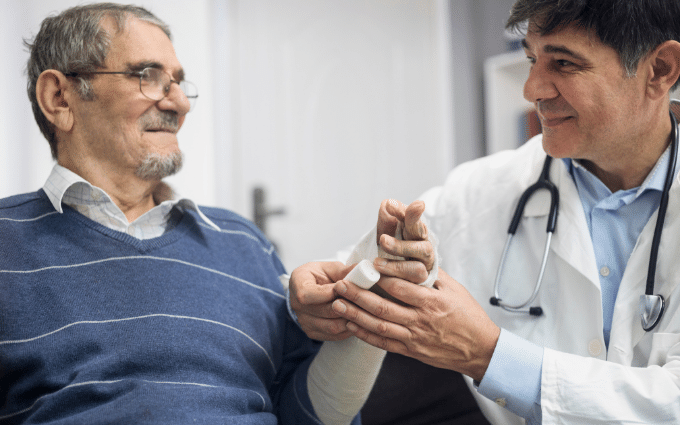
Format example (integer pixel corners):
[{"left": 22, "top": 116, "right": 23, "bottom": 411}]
[{"left": 490, "top": 102, "right": 679, "bottom": 332}]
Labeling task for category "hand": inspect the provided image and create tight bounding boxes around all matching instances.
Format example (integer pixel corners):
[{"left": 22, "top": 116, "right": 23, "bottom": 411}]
[
  {"left": 289, "top": 261, "right": 355, "bottom": 341},
  {"left": 375, "top": 199, "right": 435, "bottom": 283},
  {"left": 331, "top": 268, "right": 501, "bottom": 382}
]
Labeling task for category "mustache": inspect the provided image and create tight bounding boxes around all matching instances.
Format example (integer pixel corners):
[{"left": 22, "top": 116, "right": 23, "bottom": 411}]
[
  {"left": 536, "top": 100, "right": 575, "bottom": 116},
  {"left": 139, "top": 112, "right": 179, "bottom": 132}
]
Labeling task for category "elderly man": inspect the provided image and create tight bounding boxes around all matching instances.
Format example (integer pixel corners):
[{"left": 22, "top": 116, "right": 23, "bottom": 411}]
[
  {"left": 0, "top": 4, "right": 367, "bottom": 424},
  {"left": 290, "top": 0, "right": 680, "bottom": 424}
]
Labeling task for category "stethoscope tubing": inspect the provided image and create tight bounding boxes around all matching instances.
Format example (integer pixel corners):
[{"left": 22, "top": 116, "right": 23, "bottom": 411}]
[
  {"left": 490, "top": 103, "right": 679, "bottom": 328},
  {"left": 491, "top": 156, "right": 558, "bottom": 316}
]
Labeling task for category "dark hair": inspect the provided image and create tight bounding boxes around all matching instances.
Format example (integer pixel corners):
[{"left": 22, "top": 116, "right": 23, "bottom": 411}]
[
  {"left": 24, "top": 3, "right": 171, "bottom": 159},
  {"left": 507, "top": 0, "right": 680, "bottom": 90}
]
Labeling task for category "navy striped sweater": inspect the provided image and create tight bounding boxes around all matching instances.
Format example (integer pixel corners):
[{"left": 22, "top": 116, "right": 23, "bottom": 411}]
[{"left": 0, "top": 190, "right": 324, "bottom": 424}]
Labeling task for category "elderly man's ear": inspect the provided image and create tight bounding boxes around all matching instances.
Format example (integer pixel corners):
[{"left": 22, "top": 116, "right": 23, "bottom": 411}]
[{"left": 36, "top": 70, "right": 75, "bottom": 132}]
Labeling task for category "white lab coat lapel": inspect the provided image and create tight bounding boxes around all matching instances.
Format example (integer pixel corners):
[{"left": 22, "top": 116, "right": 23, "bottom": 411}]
[
  {"left": 521, "top": 156, "right": 601, "bottom": 294},
  {"left": 609, "top": 174, "right": 680, "bottom": 364}
]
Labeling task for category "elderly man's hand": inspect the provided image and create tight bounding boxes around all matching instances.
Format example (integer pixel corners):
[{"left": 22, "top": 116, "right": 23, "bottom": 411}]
[
  {"left": 289, "top": 261, "right": 355, "bottom": 341},
  {"left": 289, "top": 199, "right": 435, "bottom": 342},
  {"left": 375, "top": 199, "right": 435, "bottom": 284},
  {"left": 330, "top": 269, "right": 501, "bottom": 382}
]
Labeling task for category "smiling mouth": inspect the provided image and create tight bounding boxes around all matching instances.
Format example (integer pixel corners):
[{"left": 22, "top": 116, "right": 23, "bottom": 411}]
[
  {"left": 146, "top": 128, "right": 177, "bottom": 133},
  {"left": 540, "top": 116, "right": 573, "bottom": 127}
]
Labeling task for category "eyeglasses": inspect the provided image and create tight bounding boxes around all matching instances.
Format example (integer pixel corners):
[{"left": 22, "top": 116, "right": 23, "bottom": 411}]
[{"left": 64, "top": 67, "right": 198, "bottom": 110}]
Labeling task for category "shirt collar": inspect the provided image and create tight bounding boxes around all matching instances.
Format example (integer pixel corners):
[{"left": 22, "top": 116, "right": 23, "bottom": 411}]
[
  {"left": 563, "top": 142, "right": 672, "bottom": 198},
  {"left": 42, "top": 164, "right": 220, "bottom": 231}
]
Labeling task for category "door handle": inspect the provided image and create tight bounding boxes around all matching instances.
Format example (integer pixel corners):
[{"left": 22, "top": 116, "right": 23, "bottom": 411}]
[{"left": 252, "top": 186, "right": 286, "bottom": 238}]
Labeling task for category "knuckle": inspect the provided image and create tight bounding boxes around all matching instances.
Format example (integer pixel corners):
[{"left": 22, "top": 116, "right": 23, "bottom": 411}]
[
  {"left": 325, "top": 320, "right": 344, "bottom": 335},
  {"left": 421, "top": 245, "right": 434, "bottom": 262},
  {"left": 372, "top": 300, "right": 391, "bottom": 318},
  {"left": 375, "top": 321, "right": 390, "bottom": 336},
  {"left": 390, "top": 282, "right": 410, "bottom": 300},
  {"left": 413, "top": 264, "right": 429, "bottom": 283},
  {"left": 294, "top": 290, "right": 310, "bottom": 306}
]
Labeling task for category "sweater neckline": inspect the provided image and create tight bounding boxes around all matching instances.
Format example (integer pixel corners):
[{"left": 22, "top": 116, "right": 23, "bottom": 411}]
[{"left": 58, "top": 197, "right": 197, "bottom": 253}]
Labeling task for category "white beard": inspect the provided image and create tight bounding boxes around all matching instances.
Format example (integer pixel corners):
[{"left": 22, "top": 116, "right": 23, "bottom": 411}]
[{"left": 135, "top": 151, "right": 183, "bottom": 180}]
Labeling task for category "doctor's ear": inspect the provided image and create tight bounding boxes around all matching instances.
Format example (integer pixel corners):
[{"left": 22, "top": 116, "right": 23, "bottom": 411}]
[
  {"left": 644, "top": 40, "right": 680, "bottom": 100},
  {"left": 35, "top": 70, "right": 75, "bottom": 132}
]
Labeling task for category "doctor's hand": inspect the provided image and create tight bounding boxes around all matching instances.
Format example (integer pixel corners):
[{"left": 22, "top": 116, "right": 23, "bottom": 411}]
[
  {"left": 289, "top": 261, "right": 355, "bottom": 341},
  {"left": 376, "top": 199, "right": 435, "bottom": 283},
  {"left": 331, "top": 269, "right": 501, "bottom": 382}
]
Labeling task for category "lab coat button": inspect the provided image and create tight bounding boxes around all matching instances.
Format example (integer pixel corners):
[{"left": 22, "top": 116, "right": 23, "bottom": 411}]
[
  {"left": 495, "top": 398, "right": 507, "bottom": 407},
  {"left": 588, "top": 339, "right": 602, "bottom": 357},
  {"left": 600, "top": 266, "right": 610, "bottom": 277}
]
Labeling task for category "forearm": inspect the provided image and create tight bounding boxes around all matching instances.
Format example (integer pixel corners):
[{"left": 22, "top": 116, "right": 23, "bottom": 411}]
[{"left": 307, "top": 337, "right": 386, "bottom": 425}]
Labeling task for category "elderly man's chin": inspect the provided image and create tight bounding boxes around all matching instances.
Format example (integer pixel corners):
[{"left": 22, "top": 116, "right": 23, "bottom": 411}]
[{"left": 136, "top": 151, "right": 184, "bottom": 180}]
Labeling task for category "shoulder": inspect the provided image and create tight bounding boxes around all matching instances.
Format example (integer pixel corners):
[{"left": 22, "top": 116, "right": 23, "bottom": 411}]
[
  {"left": 191, "top": 205, "right": 279, "bottom": 257},
  {"left": 423, "top": 136, "right": 547, "bottom": 232},
  {"left": 449, "top": 136, "right": 546, "bottom": 189},
  {"left": 0, "top": 190, "right": 53, "bottom": 220},
  {"left": 192, "top": 205, "right": 287, "bottom": 278},
  {"left": 197, "top": 206, "right": 265, "bottom": 238}
]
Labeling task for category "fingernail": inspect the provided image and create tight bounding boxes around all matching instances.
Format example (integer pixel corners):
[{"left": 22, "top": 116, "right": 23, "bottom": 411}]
[
  {"left": 374, "top": 258, "right": 387, "bottom": 268},
  {"left": 381, "top": 236, "right": 394, "bottom": 249},
  {"left": 347, "top": 322, "right": 358, "bottom": 332},
  {"left": 332, "top": 299, "right": 347, "bottom": 314},
  {"left": 335, "top": 281, "right": 347, "bottom": 294}
]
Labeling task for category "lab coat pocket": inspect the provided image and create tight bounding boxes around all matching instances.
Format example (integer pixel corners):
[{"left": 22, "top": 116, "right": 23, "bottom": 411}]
[{"left": 649, "top": 332, "right": 680, "bottom": 366}]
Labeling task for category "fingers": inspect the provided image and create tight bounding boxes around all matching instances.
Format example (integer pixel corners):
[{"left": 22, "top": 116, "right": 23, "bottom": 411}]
[
  {"left": 384, "top": 199, "right": 407, "bottom": 221},
  {"left": 298, "top": 314, "right": 352, "bottom": 341},
  {"left": 379, "top": 234, "right": 435, "bottom": 271},
  {"left": 289, "top": 261, "right": 353, "bottom": 305},
  {"left": 403, "top": 201, "right": 427, "bottom": 241},
  {"left": 376, "top": 199, "right": 405, "bottom": 244},
  {"left": 333, "top": 279, "right": 420, "bottom": 324},
  {"left": 289, "top": 261, "right": 355, "bottom": 341},
  {"left": 374, "top": 257, "right": 428, "bottom": 284},
  {"left": 344, "top": 321, "right": 408, "bottom": 354},
  {"left": 373, "top": 275, "right": 432, "bottom": 307},
  {"left": 291, "top": 285, "right": 336, "bottom": 317}
]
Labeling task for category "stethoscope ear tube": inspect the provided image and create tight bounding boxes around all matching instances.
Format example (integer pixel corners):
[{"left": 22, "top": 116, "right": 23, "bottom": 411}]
[{"left": 639, "top": 108, "right": 678, "bottom": 331}]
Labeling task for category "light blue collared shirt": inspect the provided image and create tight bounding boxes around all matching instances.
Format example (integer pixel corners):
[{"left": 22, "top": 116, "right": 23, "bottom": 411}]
[
  {"left": 43, "top": 164, "right": 220, "bottom": 239},
  {"left": 477, "top": 143, "right": 676, "bottom": 424}
]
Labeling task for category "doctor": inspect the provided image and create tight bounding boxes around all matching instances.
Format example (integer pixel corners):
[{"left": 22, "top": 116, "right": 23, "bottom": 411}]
[{"left": 289, "top": 0, "right": 680, "bottom": 423}]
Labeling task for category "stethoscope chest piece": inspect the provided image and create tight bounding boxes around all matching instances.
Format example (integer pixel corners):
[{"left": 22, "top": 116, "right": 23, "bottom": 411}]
[{"left": 640, "top": 294, "right": 665, "bottom": 332}]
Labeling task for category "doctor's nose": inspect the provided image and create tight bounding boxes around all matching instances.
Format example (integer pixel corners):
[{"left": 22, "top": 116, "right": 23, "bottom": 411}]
[{"left": 523, "top": 63, "right": 559, "bottom": 103}]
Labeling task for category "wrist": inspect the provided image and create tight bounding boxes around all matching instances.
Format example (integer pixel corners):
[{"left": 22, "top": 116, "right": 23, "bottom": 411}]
[{"left": 470, "top": 323, "right": 501, "bottom": 382}]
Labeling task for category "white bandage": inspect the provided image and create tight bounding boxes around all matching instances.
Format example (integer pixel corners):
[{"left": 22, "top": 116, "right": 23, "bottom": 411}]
[
  {"left": 306, "top": 260, "right": 387, "bottom": 425},
  {"left": 307, "top": 223, "right": 439, "bottom": 424},
  {"left": 344, "top": 259, "right": 380, "bottom": 289}
]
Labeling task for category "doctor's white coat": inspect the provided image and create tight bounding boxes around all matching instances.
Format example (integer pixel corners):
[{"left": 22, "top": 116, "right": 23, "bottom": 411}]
[{"left": 419, "top": 135, "right": 680, "bottom": 424}]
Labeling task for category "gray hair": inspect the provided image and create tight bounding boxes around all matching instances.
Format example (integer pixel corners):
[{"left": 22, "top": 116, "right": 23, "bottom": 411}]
[{"left": 24, "top": 3, "right": 172, "bottom": 159}]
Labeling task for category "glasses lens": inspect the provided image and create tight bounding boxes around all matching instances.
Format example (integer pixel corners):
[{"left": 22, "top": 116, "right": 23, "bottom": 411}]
[
  {"left": 139, "top": 68, "right": 168, "bottom": 101},
  {"left": 139, "top": 68, "right": 199, "bottom": 111}
]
